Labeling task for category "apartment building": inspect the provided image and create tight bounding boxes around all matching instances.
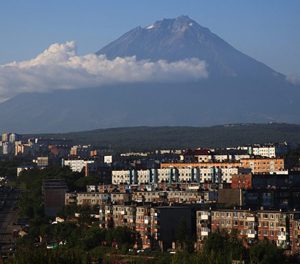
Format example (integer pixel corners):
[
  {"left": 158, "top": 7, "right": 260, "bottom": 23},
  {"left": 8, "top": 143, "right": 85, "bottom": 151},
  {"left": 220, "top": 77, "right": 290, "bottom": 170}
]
[
  {"left": 112, "top": 165, "right": 244, "bottom": 185},
  {"left": 231, "top": 173, "right": 253, "bottom": 189},
  {"left": 181, "top": 149, "right": 212, "bottom": 163},
  {"left": 240, "top": 158, "right": 284, "bottom": 174},
  {"left": 112, "top": 205, "right": 136, "bottom": 229},
  {"left": 65, "top": 191, "right": 130, "bottom": 206},
  {"left": 257, "top": 210, "right": 289, "bottom": 249},
  {"left": 163, "top": 165, "right": 240, "bottom": 183},
  {"left": 136, "top": 206, "right": 152, "bottom": 249},
  {"left": 210, "top": 210, "right": 257, "bottom": 241},
  {"left": 110, "top": 193, "right": 131, "bottom": 204},
  {"left": 196, "top": 210, "right": 211, "bottom": 248},
  {"left": 36, "top": 156, "right": 49, "bottom": 167},
  {"left": 65, "top": 193, "right": 78, "bottom": 205},
  {"left": 167, "top": 190, "right": 204, "bottom": 204},
  {"left": 137, "top": 169, "right": 156, "bottom": 184},
  {"left": 65, "top": 192, "right": 110, "bottom": 206},
  {"left": 101, "top": 205, "right": 114, "bottom": 229},
  {"left": 77, "top": 193, "right": 109, "bottom": 206},
  {"left": 196, "top": 209, "right": 300, "bottom": 254},
  {"left": 132, "top": 191, "right": 167, "bottom": 203},
  {"left": 162, "top": 158, "right": 285, "bottom": 177},
  {"left": 62, "top": 159, "right": 94, "bottom": 173},
  {"left": 289, "top": 212, "right": 300, "bottom": 255},
  {"left": 161, "top": 162, "right": 241, "bottom": 170},
  {"left": 112, "top": 170, "right": 136, "bottom": 185},
  {"left": 252, "top": 146, "right": 276, "bottom": 158}
]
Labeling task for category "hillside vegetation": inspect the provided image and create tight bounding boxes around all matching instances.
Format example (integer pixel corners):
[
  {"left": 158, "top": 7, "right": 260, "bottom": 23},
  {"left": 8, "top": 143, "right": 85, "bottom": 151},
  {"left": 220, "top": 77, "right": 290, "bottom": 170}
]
[{"left": 30, "top": 123, "right": 300, "bottom": 151}]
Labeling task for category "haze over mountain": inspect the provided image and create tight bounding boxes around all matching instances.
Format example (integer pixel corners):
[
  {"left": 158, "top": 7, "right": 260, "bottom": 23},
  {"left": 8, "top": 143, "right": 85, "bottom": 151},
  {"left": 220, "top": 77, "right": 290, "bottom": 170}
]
[{"left": 0, "top": 16, "right": 299, "bottom": 133}]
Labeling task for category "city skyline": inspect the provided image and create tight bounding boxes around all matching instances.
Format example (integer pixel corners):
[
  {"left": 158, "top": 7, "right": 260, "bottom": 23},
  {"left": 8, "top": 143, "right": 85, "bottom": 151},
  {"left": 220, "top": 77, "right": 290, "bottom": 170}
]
[{"left": 1, "top": 2, "right": 300, "bottom": 261}]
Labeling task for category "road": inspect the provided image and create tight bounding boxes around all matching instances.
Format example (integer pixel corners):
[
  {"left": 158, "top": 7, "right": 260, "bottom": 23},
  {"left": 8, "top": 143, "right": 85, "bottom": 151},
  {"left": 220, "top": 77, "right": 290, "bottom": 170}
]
[{"left": 0, "top": 187, "right": 20, "bottom": 255}]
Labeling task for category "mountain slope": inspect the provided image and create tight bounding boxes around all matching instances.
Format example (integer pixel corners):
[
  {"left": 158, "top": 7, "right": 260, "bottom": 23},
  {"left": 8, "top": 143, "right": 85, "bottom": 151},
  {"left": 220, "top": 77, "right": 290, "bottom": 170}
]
[
  {"left": 0, "top": 16, "right": 299, "bottom": 133},
  {"left": 97, "top": 16, "right": 283, "bottom": 80},
  {"left": 0, "top": 79, "right": 298, "bottom": 133}
]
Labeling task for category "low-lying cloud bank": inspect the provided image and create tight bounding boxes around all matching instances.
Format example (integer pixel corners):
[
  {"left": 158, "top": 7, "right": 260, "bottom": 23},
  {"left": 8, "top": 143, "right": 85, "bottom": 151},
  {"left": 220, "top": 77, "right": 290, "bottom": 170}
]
[
  {"left": 0, "top": 41, "right": 208, "bottom": 101},
  {"left": 286, "top": 74, "right": 300, "bottom": 86}
]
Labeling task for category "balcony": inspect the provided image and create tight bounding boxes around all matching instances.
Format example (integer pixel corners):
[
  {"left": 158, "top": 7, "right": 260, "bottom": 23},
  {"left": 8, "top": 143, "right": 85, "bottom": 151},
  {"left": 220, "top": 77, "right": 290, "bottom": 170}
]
[
  {"left": 201, "top": 231, "right": 209, "bottom": 236},
  {"left": 278, "top": 232, "right": 287, "bottom": 241},
  {"left": 247, "top": 216, "right": 255, "bottom": 222},
  {"left": 247, "top": 233, "right": 256, "bottom": 238},
  {"left": 201, "top": 228, "right": 210, "bottom": 236},
  {"left": 200, "top": 214, "right": 209, "bottom": 220},
  {"left": 247, "top": 230, "right": 257, "bottom": 238}
]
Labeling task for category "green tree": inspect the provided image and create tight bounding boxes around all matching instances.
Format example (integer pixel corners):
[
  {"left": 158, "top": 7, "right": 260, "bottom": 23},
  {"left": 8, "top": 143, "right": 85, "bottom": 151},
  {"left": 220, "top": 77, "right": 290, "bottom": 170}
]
[
  {"left": 175, "top": 218, "right": 194, "bottom": 252},
  {"left": 249, "top": 239, "right": 286, "bottom": 264}
]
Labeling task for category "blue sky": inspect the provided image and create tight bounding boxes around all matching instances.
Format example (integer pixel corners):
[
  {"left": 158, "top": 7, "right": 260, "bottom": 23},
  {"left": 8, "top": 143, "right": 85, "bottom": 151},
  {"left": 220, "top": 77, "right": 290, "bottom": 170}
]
[{"left": 0, "top": 0, "right": 299, "bottom": 76}]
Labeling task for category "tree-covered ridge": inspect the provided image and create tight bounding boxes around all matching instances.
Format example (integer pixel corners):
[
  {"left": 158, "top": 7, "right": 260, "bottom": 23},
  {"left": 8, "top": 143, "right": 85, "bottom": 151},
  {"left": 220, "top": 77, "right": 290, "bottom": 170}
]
[{"left": 29, "top": 123, "right": 300, "bottom": 151}]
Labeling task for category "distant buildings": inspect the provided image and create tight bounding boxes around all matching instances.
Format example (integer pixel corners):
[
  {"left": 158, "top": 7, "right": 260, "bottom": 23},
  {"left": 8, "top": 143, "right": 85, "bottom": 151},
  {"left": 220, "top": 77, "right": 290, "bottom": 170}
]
[
  {"left": 111, "top": 157, "right": 285, "bottom": 185},
  {"left": 62, "top": 159, "right": 94, "bottom": 174},
  {"left": 1, "top": 131, "right": 299, "bottom": 254}
]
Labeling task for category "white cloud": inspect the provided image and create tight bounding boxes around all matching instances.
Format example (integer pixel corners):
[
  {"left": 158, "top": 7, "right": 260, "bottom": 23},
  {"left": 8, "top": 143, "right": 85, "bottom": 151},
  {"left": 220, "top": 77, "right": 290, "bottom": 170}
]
[
  {"left": 286, "top": 74, "right": 300, "bottom": 85},
  {"left": 0, "top": 41, "right": 208, "bottom": 101}
]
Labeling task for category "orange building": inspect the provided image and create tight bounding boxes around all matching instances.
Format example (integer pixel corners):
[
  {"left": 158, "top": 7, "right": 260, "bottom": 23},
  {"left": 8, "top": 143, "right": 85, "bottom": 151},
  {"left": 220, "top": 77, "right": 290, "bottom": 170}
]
[
  {"left": 160, "top": 162, "right": 240, "bottom": 169},
  {"left": 161, "top": 158, "right": 284, "bottom": 175},
  {"left": 240, "top": 158, "right": 284, "bottom": 174}
]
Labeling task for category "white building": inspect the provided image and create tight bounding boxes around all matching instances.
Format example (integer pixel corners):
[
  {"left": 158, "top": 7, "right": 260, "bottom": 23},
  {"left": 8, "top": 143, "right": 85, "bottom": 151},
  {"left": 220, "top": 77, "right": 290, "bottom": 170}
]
[
  {"left": 9, "top": 133, "right": 21, "bottom": 143},
  {"left": 112, "top": 170, "right": 133, "bottom": 184},
  {"left": 199, "top": 167, "right": 216, "bottom": 183},
  {"left": 104, "top": 155, "right": 113, "bottom": 164},
  {"left": 62, "top": 159, "right": 94, "bottom": 173},
  {"left": 137, "top": 170, "right": 152, "bottom": 184},
  {"left": 252, "top": 145, "right": 276, "bottom": 158},
  {"left": 112, "top": 165, "right": 239, "bottom": 185},
  {"left": 157, "top": 168, "right": 178, "bottom": 183},
  {"left": 2, "top": 142, "right": 14, "bottom": 155},
  {"left": 221, "top": 167, "right": 239, "bottom": 183},
  {"left": 233, "top": 154, "right": 250, "bottom": 161}
]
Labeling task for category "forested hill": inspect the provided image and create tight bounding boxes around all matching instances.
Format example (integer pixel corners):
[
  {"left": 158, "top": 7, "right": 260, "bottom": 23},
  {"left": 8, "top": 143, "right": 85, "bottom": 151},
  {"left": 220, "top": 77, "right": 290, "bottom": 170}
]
[{"left": 28, "top": 123, "right": 300, "bottom": 151}]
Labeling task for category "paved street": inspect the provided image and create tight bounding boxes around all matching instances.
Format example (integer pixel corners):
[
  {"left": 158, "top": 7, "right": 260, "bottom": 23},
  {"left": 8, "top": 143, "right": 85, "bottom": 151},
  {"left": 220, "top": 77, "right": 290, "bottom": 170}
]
[{"left": 0, "top": 188, "right": 20, "bottom": 255}]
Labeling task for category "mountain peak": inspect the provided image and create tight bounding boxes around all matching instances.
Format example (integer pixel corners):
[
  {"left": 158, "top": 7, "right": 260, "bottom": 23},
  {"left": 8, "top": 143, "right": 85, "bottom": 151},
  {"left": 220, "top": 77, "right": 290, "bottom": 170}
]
[
  {"left": 97, "top": 16, "right": 284, "bottom": 79},
  {"left": 174, "top": 15, "right": 195, "bottom": 23},
  {"left": 144, "top": 15, "right": 198, "bottom": 31},
  {"left": 0, "top": 17, "right": 297, "bottom": 133}
]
